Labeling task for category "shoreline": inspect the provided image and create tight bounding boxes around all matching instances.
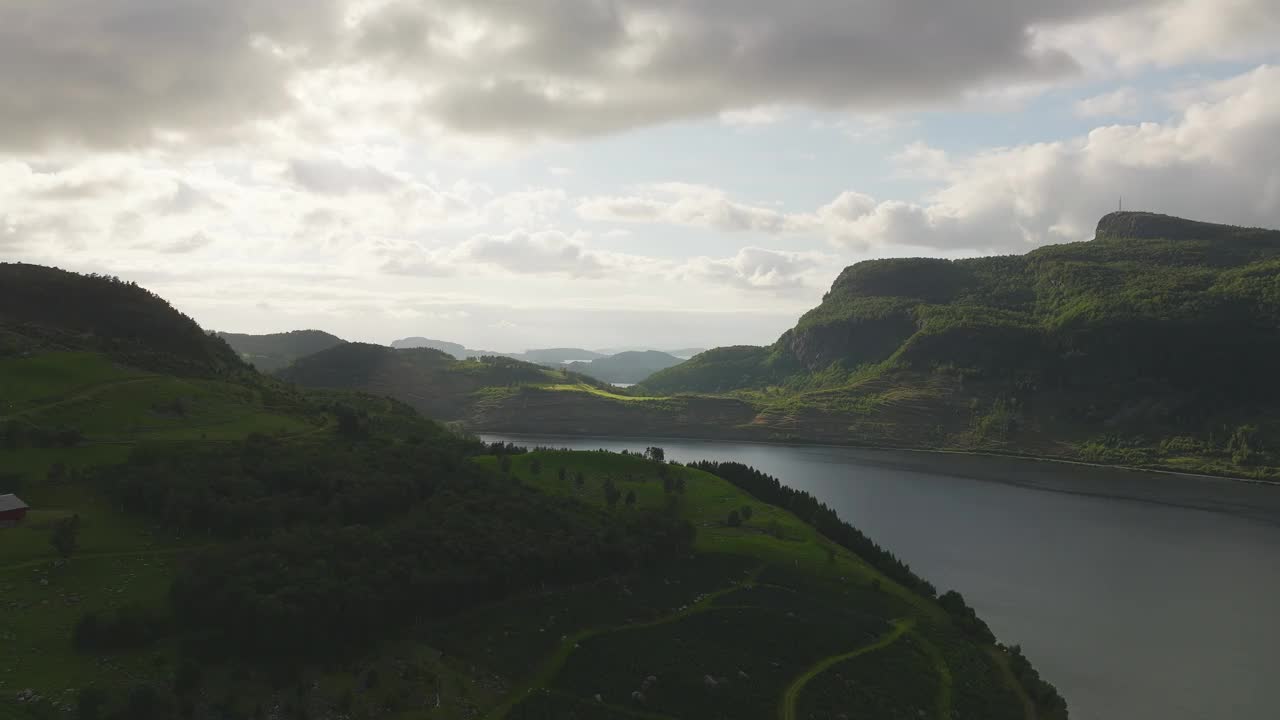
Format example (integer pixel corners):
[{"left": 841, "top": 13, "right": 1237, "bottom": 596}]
[
  {"left": 472, "top": 428, "right": 1280, "bottom": 488},
  {"left": 477, "top": 429, "right": 1280, "bottom": 527}
]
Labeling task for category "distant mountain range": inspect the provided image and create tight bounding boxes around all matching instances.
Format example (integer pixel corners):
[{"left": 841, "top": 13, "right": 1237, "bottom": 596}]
[
  {"left": 389, "top": 338, "right": 604, "bottom": 365},
  {"left": 215, "top": 332, "right": 699, "bottom": 385},
  {"left": 389, "top": 337, "right": 703, "bottom": 365}
]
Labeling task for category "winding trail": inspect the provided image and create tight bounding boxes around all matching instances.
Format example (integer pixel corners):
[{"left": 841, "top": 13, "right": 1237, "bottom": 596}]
[
  {"left": 485, "top": 565, "right": 764, "bottom": 720},
  {"left": 911, "top": 630, "right": 953, "bottom": 720},
  {"left": 778, "top": 617, "right": 917, "bottom": 720}
]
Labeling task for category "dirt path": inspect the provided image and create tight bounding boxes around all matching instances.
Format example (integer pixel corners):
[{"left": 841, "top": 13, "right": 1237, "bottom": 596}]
[
  {"left": 778, "top": 617, "right": 916, "bottom": 720},
  {"left": 911, "top": 630, "right": 953, "bottom": 720}
]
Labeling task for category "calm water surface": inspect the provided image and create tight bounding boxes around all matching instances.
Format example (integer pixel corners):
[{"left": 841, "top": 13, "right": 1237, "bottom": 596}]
[{"left": 481, "top": 434, "right": 1280, "bottom": 720}]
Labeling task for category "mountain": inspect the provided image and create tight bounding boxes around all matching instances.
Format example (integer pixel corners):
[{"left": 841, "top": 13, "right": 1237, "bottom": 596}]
[
  {"left": 0, "top": 262, "right": 243, "bottom": 376},
  {"left": 390, "top": 335, "right": 470, "bottom": 358},
  {"left": 628, "top": 212, "right": 1280, "bottom": 477},
  {"left": 384, "top": 339, "right": 679, "bottom": 369},
  {"left": 217, "top": 329, "right": 345, "bottom": 372},
  {"left": 2, "top": 261, "right": 1056, "bottom": 719},
  {"left": 597, "top": 346, "right": 707, "bottom": 357},
  {"left": 276, "top": 342, "right": 607, "bottom": 419},
  {"left": 456, "top": 212, "right": 1280, "bottom": 479},
  {"left": 565, "top": 349, "right": 684, "bottom": 384}
]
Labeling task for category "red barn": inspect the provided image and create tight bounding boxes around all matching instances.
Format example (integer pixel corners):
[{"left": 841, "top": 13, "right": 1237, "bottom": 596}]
[{"left": 0, "top": 494, "right": 28, "bottom": 527}]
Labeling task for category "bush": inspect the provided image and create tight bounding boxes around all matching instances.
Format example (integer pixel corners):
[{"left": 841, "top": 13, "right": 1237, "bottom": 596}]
[{"left": 73, "top": 604, "right": 168, "bottom": 651}]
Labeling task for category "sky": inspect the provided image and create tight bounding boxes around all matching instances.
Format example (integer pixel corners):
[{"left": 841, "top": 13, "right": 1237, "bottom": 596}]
[{"left": 3, "top": 1, "right": 1279, "bottom": 351}]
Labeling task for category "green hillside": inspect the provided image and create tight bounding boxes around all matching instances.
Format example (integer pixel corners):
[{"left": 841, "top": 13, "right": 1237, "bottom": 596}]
[
  {"left": 0, "top": 264, "right": 1056, "bottom": 720},
  {"left": 628, "top": 212, "right": 1280, "bottom": 478},
  {"left": 217, "top": 330, "right": 345, "bottom": 372}
]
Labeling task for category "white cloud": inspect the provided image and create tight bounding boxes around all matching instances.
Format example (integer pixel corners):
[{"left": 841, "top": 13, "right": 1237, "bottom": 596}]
[
  {"left": 683, "top": 247, "right": 834, "bottom": 292},
  {"left": 483, "top": 188, "right": 567, "bottom": 226},
  {"left": 571, "top": 65, "right": 1280, "bottom": 254},
  {"left": 821, "top": 65, "right": 1280, "bottom": 251},
  {"left": 453, "top": 230, "right": 606, "bottom": 277},
  {"left": 286, "top": 156, "right": 400, "bottom": 195},
  {"left": 578, "top": 183, "right": 804, "bottom": 235},
  {"left": 1034, "top": 0, "right": 1280, "bottom": 71},
  {"left": 720, "top": 106, "right": 790, "bottom": 127},
  {"left": 146, "top": 233, "right": 216, "bottom": 255},
  {"left": 1074, "top": 87, "right": 1141, "bottom": 118}
]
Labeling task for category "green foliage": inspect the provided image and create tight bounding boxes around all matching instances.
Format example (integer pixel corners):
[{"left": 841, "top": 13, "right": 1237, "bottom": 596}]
[
  {"left": 938, "top": 590, "right": 995, "bottom": 644},
  {"left": 73, "top": 604, "right": 168, "bottom": 651},
  {"left": 1004, "top": 644, "right": 1069, "bottom": 718}
]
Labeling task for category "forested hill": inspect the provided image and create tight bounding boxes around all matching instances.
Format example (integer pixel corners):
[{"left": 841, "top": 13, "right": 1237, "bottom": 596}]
[
  {"left": 0, "top": 262, "right": 243, "bottom": 376},
  {"left": 217, "top": 329, "right": 345, "bottom": 372},
  {"left": 633, "top": 212, "right": 1280, "bottom": 477},
  {"left": 566, "top": 349, "right": 684, "bottom": 384},
  {"left": 276, "top": 341, "right": 614, "bottom": 420}
]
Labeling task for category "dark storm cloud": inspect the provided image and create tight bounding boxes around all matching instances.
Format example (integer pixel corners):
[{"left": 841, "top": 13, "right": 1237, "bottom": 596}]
[
  {"left": 2, "top": 0, "right": 1267, "bottom": 147},
  {"left": 0, "top": 0, "right": 342, "bottom": 150},
  {"left": 359, "top": 0, "right": 1157, "bottom": 137}
]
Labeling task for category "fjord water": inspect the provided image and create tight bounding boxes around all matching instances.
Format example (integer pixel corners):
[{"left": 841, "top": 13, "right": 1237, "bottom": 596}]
[{"left": 481, "top": 434, "right": 1280, "bottom": 720}]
